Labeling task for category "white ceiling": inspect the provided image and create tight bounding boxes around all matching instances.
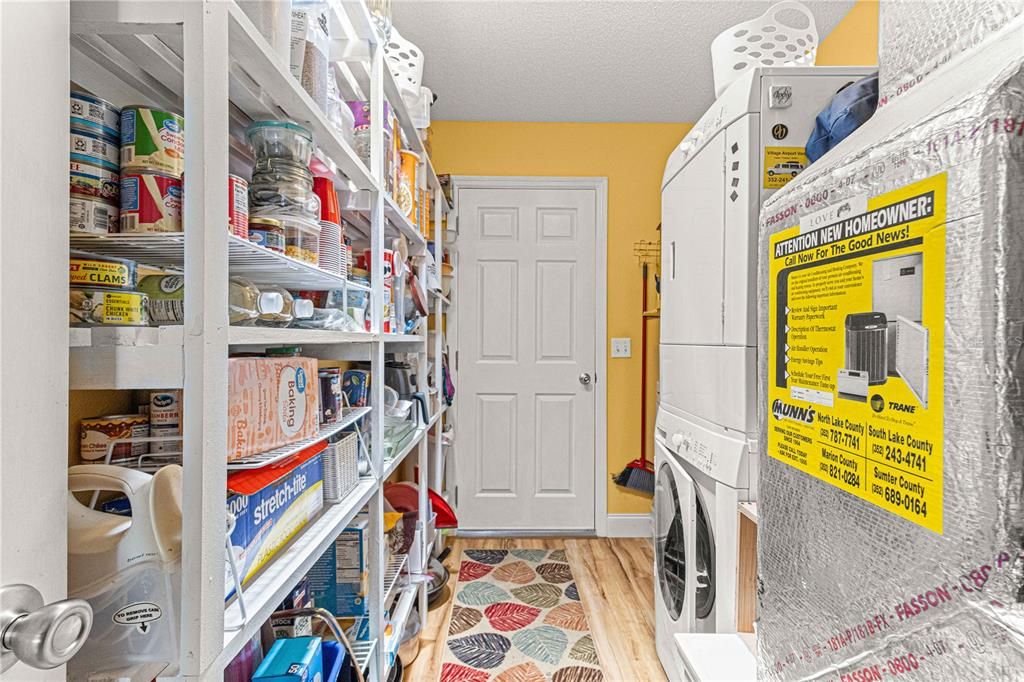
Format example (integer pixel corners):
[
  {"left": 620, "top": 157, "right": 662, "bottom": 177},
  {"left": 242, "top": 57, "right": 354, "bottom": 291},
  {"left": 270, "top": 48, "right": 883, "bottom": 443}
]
[{"left": 391, "top": 0, "right": 857, "bottom": 122}]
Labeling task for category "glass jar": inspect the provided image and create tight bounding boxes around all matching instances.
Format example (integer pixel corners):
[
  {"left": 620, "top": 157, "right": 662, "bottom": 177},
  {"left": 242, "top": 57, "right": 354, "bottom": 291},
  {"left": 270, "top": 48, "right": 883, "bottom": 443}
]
[
  {"left": 249, "top": 158, "right": 320, "bottom": 220},
  {"left": 247, "top": 217, "right": 285, "bottom": 253}
]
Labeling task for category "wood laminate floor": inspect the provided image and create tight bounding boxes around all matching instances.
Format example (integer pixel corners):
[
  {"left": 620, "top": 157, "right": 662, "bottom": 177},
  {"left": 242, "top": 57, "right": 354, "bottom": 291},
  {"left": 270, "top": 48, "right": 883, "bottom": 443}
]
[{"left": 404, "top": 537, "right": 667, "bottom": 682}]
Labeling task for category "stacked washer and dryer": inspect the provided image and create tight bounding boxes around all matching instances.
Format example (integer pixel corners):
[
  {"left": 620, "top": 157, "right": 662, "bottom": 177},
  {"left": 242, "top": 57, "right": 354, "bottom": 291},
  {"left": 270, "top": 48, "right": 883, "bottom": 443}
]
[{"left": 654, "top": 65, "right": 873, "bottom": 681}]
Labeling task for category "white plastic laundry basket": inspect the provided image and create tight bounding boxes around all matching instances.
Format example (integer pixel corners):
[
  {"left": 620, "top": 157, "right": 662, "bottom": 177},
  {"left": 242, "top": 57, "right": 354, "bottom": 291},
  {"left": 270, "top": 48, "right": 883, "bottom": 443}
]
[
  {"left": 385, "top": 26, "right": 424, "bottom": 98},
  {"left": 710, "top": 1, "right": 818, "bottom": 96}
]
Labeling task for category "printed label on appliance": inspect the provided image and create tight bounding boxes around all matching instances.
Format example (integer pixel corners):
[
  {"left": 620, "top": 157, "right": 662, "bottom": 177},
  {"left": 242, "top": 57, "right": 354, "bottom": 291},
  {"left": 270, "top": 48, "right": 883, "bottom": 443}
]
[
  {"left": 113, "top": 602, "right": 162, "bottom": 633},
  {"left": 763, "top": 146, "right": 808, "bottom": 189},
  {"left": 767, "top": 173, "right": 946, "bottom": 533}
]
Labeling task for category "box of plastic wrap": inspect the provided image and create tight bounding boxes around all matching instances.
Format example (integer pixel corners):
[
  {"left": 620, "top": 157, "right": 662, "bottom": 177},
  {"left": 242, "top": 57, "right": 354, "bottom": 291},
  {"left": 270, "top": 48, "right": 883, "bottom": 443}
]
[
  {"left": 878, "top": 0, "right": 1024, "bottom": 108},
  {"left": 757, "top": 25, "right": 1024, "bottom": 681}
]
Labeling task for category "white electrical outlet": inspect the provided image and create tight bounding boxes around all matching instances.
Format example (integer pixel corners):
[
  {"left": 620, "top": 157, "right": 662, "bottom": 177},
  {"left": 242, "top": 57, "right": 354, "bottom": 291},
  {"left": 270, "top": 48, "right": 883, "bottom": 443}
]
[{"left": 611, "top": 338, "right": 632, "bottom": 358}]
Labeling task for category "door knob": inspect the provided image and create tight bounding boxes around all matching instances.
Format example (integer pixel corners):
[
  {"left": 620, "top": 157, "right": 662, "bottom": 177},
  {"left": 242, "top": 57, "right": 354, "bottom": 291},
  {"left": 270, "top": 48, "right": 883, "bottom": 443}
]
[
  {"left": 579, "top": 373, "right": 592, "bottom": 386},
  {"left": 0, "top": 584, "right": 93, "bottom": 672}
]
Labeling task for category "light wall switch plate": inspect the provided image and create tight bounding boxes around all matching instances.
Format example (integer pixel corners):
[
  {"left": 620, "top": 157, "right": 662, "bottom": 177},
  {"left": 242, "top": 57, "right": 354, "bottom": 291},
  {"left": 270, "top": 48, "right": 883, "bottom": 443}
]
[{"left": 611, "top": 338, "right": 632, "bottom": 358}]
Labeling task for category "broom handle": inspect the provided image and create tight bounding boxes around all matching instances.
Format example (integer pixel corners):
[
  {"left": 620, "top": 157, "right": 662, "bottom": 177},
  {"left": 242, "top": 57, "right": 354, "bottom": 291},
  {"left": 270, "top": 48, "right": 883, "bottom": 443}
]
[{"left": 640, "top": 262, "right": 649, "bottom": 468}]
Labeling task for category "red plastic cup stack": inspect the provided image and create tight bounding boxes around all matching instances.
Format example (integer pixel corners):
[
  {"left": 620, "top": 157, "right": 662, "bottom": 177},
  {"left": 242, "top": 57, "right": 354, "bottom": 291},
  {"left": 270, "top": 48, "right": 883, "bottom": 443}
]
[{"left": 314, "top": 176, "right": 343, "bottom": 275}]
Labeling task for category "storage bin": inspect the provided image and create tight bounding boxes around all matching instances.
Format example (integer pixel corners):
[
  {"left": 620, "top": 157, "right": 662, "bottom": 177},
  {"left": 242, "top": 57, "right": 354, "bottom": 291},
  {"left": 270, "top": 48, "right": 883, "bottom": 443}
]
[{"left": 323, "top": 431, "right": 360, "bottom": 503}]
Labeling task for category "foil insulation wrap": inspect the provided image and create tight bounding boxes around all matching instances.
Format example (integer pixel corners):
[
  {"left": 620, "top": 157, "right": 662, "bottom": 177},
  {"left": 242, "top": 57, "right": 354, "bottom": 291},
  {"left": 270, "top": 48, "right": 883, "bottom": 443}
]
[
  {"left": 756, "top": 56, "right": 1024, "bottom": 680},
  {"left": 878, "top": 0, "right": 1024, "bottom": 108}
]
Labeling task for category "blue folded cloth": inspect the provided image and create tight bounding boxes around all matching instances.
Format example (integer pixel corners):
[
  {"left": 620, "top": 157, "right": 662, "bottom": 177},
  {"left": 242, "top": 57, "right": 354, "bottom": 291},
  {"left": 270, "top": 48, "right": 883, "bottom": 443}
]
[{"left": 806, "top": 73, "right": 879, "bottom": 163}]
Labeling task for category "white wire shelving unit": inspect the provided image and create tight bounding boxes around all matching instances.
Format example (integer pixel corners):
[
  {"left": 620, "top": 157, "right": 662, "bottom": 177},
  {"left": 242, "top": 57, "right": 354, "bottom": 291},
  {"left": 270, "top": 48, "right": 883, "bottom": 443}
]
[{"left": 65, "top": 0, "right": 453, "bottom": 678}]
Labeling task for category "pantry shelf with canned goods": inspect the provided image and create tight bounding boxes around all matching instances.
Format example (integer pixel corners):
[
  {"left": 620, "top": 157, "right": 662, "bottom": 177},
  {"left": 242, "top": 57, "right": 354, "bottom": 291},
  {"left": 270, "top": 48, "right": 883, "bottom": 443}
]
[
  {"left": 57, "top": 0, "right": 457, "bottom": 678},
  {"left": 71, "top": 0, "right": 376, "bottom": 193},
  {"left": 71, "top": 233, "right": 371, "bottom": 291}
]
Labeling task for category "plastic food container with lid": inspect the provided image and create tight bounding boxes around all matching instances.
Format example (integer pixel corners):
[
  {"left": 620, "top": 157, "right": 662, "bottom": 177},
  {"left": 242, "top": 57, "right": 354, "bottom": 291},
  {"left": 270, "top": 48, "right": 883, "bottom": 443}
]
[
  {"left": 278, "top": 214, "right": 321, "bottom": 265},
  {"left": 245, "top": 120, "right": 314, "bottom": 165},
  {"left": 249, "top": 157, "right": 320, "bottom": 219}
]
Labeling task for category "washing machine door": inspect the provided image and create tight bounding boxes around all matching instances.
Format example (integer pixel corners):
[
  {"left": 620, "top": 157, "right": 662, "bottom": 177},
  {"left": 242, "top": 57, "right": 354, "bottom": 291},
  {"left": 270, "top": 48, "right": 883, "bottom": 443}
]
[
  {"left": 655, "top": 442, "right": 696, "bottom": 632},
  {"left": 693, "top": 482, "right": 716, "bottom": 622}
]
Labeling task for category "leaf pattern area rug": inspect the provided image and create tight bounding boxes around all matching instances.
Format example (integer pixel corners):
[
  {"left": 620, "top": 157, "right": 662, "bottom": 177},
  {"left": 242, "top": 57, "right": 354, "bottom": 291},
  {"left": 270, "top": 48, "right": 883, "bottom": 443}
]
[{"left": 440, "top": 548, "right": 604, "bottom": 682}]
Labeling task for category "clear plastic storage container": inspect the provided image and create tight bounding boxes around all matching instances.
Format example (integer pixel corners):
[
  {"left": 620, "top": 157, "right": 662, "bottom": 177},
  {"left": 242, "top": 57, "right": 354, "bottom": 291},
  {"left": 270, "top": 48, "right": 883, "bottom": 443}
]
[
  {"left": 245, "top": 120, "right": 314, "bottom": 165},
  {"left": 276, "top": 214, "right": 321, "bottom": 264},
  {"left": 249, "top": 158, "right": 320, "bottom": 219}
]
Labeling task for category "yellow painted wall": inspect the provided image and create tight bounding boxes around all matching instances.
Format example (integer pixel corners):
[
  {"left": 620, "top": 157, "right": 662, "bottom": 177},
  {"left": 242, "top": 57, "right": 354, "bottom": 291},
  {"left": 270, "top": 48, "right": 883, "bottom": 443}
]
[
  {"left": 816, "top": 0, "right": 879, "bottom": 66},
  {"left": 431, "top": 1, "right": 878, "bottom": 517},
  {"left": 430, "top": 121, "right": 689, "bottom": 515}
]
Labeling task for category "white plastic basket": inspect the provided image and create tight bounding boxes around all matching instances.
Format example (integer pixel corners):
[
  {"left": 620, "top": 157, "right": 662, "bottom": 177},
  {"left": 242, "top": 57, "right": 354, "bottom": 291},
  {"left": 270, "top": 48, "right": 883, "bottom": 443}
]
[
  {"left": 710, "top": 1, "right": 818, "bottom": 97},
  {"left": 385, "top": 26, "right": 424, "bottom": 98},
  {"left": 323, "top": 431, "right": 360, "bottom": 503}
]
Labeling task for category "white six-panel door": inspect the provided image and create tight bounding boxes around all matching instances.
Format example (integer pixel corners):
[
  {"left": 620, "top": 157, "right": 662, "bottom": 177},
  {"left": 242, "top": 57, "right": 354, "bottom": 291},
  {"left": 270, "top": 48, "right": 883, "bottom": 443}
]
[{"left": 456, "top": 182, "right": 600, "bottom": 531}]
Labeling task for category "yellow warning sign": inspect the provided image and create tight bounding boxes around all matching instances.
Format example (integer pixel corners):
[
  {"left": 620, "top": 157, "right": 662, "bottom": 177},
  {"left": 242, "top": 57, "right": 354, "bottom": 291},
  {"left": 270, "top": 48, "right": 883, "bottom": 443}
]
[
  {"left": 767, "top": 174, "right": 947, "bottom": 534},
  {"left": 763, "top": 146, "right": 808, "bottom": 190}
]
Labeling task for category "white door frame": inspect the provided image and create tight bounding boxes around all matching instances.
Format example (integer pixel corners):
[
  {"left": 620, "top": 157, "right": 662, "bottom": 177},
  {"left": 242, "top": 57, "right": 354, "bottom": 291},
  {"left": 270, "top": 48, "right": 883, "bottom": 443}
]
[{"left": 451, "top": 176, "right": 609, "bottom": 536}]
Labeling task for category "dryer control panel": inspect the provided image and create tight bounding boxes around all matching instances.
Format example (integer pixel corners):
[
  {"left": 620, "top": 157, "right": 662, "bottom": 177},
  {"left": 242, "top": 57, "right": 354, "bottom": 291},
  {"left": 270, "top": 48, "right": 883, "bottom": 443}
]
[{"left": 657, "top": 405, "right": 755, "bottom": 493}]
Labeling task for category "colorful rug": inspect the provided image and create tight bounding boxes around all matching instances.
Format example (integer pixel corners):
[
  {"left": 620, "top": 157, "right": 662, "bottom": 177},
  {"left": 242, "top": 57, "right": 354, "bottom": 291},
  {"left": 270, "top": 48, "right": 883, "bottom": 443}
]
[{"left": 439, "top": 548, "right": 604, "bottom": 682}]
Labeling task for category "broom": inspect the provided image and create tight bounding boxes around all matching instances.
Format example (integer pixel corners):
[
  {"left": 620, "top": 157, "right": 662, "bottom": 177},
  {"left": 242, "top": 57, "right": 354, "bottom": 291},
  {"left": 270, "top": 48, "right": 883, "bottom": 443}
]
[{"left": 613, "top": 262, "right": 656, "bottom": 495}]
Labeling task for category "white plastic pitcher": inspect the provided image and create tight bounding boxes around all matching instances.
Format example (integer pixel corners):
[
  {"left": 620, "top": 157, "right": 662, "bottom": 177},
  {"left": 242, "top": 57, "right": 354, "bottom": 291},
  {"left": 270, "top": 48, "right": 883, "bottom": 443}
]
[
  {"left": 67, "top": 464, "right": 183, "bottom": 678},
  {"left": 710, "top": 1, "right": 818, "bottom": 96}
]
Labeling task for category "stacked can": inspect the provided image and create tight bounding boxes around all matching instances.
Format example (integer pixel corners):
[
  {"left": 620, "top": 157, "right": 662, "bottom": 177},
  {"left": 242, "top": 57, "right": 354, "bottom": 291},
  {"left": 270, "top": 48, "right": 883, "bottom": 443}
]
[
  {"left": 70, "top": 92, "right": 120, "bottom": 234},
  {"left": 120, "top": 105, "right": 185, "bottom": 233}
]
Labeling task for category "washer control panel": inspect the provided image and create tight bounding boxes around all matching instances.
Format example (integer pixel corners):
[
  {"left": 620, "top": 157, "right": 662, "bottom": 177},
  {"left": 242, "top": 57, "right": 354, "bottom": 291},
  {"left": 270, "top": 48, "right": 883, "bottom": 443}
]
[
  {"left": 657, "top": 406, "right": 751, "bottom": 488},
  {"left": 673, "top": 430, "right": 716, "bottom": 476}
]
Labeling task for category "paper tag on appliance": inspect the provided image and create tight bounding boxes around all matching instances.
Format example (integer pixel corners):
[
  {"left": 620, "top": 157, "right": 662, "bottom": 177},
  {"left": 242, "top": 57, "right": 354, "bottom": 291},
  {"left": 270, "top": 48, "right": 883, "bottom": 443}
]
[{"left": 763, "top": 147, "right": 808, "bottom": 190}]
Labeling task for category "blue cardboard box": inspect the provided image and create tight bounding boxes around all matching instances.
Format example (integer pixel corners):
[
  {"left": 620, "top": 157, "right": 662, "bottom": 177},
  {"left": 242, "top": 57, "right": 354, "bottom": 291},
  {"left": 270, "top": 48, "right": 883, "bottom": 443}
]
[
  {"left": 308, "top": 516, "right": 369, "bottom": 617},
  {"left": 225, "top": 445, "right": 324, "bottom": 599},
  {"left": 252, "top": 637, "right": 323, "bottom": 682}
]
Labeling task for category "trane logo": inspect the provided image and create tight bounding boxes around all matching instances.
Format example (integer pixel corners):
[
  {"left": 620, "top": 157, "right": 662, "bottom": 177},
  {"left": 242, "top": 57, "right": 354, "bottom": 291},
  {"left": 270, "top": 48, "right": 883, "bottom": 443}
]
[
  {"left": 889, "top": 402, "right": 917, "bottom": 414},
  {"left": 772, "top": 399, "right": 815, "bottom": 424}
]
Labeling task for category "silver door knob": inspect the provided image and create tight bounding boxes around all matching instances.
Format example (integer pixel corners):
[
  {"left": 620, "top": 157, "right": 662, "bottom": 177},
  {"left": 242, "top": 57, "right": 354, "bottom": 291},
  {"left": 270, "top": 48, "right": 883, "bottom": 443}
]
[
  {"left": 0, "top": 584, "right": 93, "bottom": 672},
  {"left": 579, "top": 372, "right": 592, "bottom": 386}
]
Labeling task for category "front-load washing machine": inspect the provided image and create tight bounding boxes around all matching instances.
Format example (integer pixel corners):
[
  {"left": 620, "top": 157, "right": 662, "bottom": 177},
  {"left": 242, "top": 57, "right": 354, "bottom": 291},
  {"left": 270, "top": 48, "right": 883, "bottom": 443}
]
[{"left": 654, "top": 407, "right": 753, "bottom": 682}]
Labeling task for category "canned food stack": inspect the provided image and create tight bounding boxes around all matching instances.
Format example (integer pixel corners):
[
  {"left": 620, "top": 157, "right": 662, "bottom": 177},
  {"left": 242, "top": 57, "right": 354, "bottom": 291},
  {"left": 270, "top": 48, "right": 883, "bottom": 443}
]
[
  {"left": 120, "top": 105, "right": 185, "bottom": 233},
  {"left": 70, "top": 92, "right": 120, "bottom": 234},
  {"left": 69, "top": 251, "right": 150, "bottom": 327},
  {"left": 229, "top": 174, "right": 249, "bottom": 239},
  {"left": 247, "top": 120, "right": 322, "bottom": 266}
]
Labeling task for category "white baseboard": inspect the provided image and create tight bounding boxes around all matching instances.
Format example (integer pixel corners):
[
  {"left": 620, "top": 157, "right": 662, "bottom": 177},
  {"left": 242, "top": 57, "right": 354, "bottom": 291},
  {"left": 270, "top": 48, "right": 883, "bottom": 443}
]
[{"left": 604, "top": 513, "right": 652, "bottom": 538}]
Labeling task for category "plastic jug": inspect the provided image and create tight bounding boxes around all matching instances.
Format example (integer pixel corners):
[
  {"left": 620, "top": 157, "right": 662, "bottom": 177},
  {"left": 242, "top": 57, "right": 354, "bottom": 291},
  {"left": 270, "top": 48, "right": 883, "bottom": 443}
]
[{"left": 67, "top": 464, "right": 183, "bottom": 678}]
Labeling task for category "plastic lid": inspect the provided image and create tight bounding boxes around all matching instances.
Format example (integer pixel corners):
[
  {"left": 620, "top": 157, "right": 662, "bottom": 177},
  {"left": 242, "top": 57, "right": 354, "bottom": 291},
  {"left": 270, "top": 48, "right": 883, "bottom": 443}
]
[
  {"left": 245, "top": 120, "right": 313, "bottom": 142},
  {"left": 293, "top": 299, "right": 314, "bottom": 319},
  {"left": 258, "top": 291, "right": 284, "bottom": 315},
  {"left": 266, "top": 345, "right": 303, "bottom": 356}
]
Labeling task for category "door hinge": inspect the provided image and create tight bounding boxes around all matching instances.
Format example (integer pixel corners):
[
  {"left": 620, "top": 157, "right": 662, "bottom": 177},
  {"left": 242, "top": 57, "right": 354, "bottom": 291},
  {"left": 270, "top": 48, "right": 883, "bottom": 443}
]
[
  {"left": 455, "top": 350, "right": 459, "bottom": 371},
  {"left": 455, "top": 486, "right": 459, "bottom": 506}
]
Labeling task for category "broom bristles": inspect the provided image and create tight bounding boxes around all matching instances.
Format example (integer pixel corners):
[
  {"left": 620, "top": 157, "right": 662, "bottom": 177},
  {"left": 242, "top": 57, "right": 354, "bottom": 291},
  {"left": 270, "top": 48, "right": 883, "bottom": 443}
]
[{"left": 613, "top": 463, "right": 655, "bottom": 495}]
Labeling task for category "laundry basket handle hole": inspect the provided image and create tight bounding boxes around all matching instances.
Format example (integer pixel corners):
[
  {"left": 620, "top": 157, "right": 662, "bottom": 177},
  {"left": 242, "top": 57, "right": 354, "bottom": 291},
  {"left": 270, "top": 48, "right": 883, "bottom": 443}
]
[{"left": 771, "top": 3, "right": 812, "bottom": 30}]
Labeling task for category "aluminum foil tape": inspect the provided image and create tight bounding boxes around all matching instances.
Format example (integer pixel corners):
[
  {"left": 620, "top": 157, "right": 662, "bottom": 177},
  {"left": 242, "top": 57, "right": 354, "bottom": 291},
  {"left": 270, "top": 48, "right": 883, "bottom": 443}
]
[
  {"left": 879, "top": 0, "right": 1024, "bottom": 108},
  {"left": 756, "top": 56, "right": 1024, "bottom": 679}
]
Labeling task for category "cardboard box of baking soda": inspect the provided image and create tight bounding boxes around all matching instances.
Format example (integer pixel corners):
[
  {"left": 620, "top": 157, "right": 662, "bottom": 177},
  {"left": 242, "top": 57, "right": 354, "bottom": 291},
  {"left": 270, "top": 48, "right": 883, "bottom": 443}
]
[
  {"left": 227, "top": 356, "right": 320, "bottom": 461},
  {"left": 225, "top": 443, "right": 324, "bottom": 599}
]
